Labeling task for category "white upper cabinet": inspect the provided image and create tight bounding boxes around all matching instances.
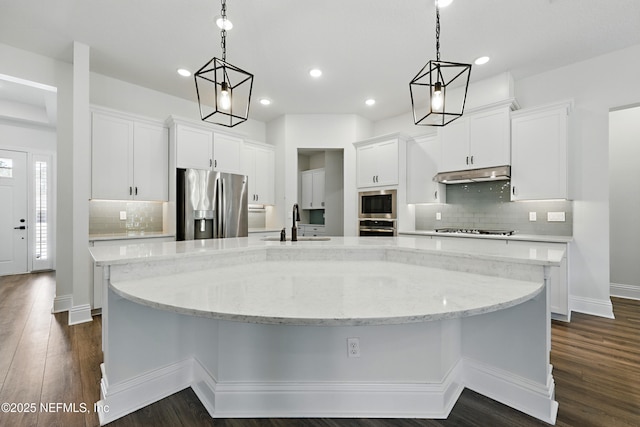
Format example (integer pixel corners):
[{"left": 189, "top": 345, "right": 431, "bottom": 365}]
[
  {"left": 175, "top": 125, "right": 213, "bottom": 170},
  {"left": 213, "top": 133, "right": 242, "bottom": 174},
  {"left": 174, "top": 122, "right": 242, "bottom": 174},
  {"left": 511, "top": 101, "right": 571, "bottom": 200},
  {"left": 91, "top": 110, "right": 168, "bottom": 201},
  {"left": 407, "top": 135, "right": 446, "bottom": 204},
  {"left": 242, "top": 142, "right": 275, "bottom": 205},
  {"left": 440, "top": 103, "right": 512, "bottom": 172},
  {"left": 301, "top": 168, "right": 325, "bottom": 209},
  {"left": 356, "top": 138, "right": 399, "bottom": 188}
]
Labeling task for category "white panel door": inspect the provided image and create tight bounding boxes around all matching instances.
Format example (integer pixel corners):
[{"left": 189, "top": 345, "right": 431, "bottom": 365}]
[
  {"left": 254, "top": 147, "right": 274, "bottom": 205},
  {"left": 301, "top": 170, "right": 313, "bottom": 209},
  {"left": 91, "top": 113, "right": 133, "bottom": 199},
  {"left": 0, "top": 150, "right": 28, "bottom": 275},
  {"left": 213, "top": 133, "right": 242, "bottom": 174},
  {"left": 312, "top": 169, "right": 325, "bottom": 208},
  {"left": 440, "top": 118, "right": 470, "bottom": 172},
  {"left": 176, "top": 125, "right": 213, "bottom": 170}
]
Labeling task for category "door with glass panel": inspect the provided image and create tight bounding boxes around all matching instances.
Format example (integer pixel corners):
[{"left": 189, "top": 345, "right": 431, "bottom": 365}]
[{"left": 0, "top": 150, "right": 28, "bottom": 275}]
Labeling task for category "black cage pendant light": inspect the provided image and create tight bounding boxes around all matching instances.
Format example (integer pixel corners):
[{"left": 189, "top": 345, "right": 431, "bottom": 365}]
[
  {"left": 195, "top": 0, "right": 253, "bottom": 127},
  {"left": 410, "top": 1, "right": 471, "bottom": 127}
]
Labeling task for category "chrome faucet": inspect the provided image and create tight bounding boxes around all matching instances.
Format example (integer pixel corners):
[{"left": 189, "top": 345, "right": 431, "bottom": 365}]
[{"left": 292, "top": 203, "right": 300, "bottom": 241}]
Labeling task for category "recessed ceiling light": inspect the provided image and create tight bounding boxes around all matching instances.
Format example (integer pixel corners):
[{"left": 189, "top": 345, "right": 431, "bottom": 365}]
[
  {"left": 177, "top": 68, "right": 191, "bottom": 77},
  {"left": 309, "top": 68, "right": 322, "bottom": 78},
  {"left": 436, "top": 0, "right": 453, "bottom": 7},
  {"left": 215, "top": 16, "right": 233, "bottom": 30},
  {"left": 259, "top": 98, "right": 272, "bottom": 106},
  {"left": 474, "top": 56, "right": 490, "bottom": 65},
  {"left": 365, "top": 99, "right": 376, "bottom": 106}
]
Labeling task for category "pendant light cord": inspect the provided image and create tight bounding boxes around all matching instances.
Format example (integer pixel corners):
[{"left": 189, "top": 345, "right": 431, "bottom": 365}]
[
  {"left": 220, "top": 0, "right": 227, "bottom": 61},
  {"left": 435, "top": 2, "right": 441, "bottom": 61}
]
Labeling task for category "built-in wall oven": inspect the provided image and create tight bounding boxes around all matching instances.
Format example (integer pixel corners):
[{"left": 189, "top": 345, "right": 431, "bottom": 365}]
[{"left": 358, "top": 189, "right": 397, "bottom": 236}]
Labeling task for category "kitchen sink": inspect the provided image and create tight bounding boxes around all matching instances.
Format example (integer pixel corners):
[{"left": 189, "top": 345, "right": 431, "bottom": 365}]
[{"left": 261, "top": 236, "right": 331, "bottom": 242}]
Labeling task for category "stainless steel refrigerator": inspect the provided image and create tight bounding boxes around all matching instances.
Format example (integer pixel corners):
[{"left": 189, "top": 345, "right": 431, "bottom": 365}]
[{"left": 176, "top": 168, "right": 248, "bottom": 240}]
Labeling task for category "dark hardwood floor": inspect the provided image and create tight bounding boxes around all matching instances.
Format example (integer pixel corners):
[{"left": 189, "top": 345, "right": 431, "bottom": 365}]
[{"left": 0, "top": 272, "right": 638, "bottom": 426}]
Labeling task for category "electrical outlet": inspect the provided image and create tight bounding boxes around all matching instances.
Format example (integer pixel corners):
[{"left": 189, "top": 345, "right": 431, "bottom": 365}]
[
  {"left": 436, "top": 212, "right": 442, "bottom": 220},
  {"left": 547, "top": 212, "right": 566, "bottom": 222},
  {"left": 347, "top": 337, "right": 360, "bottom": 358},
  {"left": 119, "top": 211, "right": 127, "bottom": 220},
  {"left": 529, "top": 212, "right": 537, "bottom": 221}
]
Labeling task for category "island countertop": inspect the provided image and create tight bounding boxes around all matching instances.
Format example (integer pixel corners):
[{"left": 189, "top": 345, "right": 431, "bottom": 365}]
[{"left": 90, "top": 235, "right": 566, "bottom": 268}]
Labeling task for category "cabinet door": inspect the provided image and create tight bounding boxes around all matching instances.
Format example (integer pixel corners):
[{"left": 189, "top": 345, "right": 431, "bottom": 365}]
[
  {"left": 254, "top": 147, "right": 274, "bottom": 205},
  {"left": 92, "top": 113, "right": 133, "bottom": 199},
  {"left": 440, "top": 118, "right": 470, "bottom": 172},
  {"left": 242, "top": 145, "right": 257, "bottom": 202},
  {"left": 312, "top": 169, "right": 325, "bottom": 208},
  {"left": 176, "top": 125, "right": 212, "bottom": 170},
  {"left": 511, "top": 107, "right": 568, "bottom": 200},
  {"left": 407, "top": 136, "right": 445, "bottom": 204},
  {"left": 213, "top": 133, "right": 242, "bottom": 174},
  {"left": 133, "top": 123, "right": 168, "bottom": 201},
  {"left": 301, "top": 171, "right": 313, "bottom": 209},
  {"left": 374, "top": 139, "right": 399, "bottom": 186},
  {"left": 469, "top": 108, "right": 510, "bottom": 169},
  {"left": 356, "top": 144, "right": 378, "bottom": 188}
]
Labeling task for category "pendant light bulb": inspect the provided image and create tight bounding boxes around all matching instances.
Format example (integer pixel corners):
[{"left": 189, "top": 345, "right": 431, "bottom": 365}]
[
  {"left": 432, "top": 82, "right": 443, "bottom": 111},
  {"left": 219, "top": 81, "right": 231, "bottom": 111}
]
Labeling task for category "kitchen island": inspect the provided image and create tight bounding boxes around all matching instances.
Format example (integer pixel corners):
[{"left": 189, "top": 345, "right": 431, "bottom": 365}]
[{"left": 90, "top": 236, "right": 561, "bottom": 425}]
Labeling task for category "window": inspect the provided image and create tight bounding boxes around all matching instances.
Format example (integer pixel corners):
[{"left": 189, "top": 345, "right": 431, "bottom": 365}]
[
  {"left": 34, "top": 160, "right": 48, "bottom": 260},
  {"left": 0, "top": 158, "right": 13, "bottom": 178}
]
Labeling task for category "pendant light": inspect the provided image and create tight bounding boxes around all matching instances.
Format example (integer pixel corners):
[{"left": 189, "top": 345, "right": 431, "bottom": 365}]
[
  {"left": 194, "top": 0, "right": 254, "bottom": 127},
  {"left": 410, "top": 1, "right": 471, "bottom": 127}
]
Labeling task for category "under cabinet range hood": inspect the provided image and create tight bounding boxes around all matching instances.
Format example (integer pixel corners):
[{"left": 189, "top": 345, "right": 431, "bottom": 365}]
[{"left": 433, "top": 165, "right": 511, "bottom": 184}]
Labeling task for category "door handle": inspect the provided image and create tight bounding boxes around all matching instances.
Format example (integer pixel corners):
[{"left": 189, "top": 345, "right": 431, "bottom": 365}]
[{"left": 14, "top": 226, "right": 26, "bottom": 230}]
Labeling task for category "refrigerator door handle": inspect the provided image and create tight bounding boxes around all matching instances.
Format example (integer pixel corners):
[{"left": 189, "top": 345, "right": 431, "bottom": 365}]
[{"left": 219, "top": 177, "right": 224, "bottom": 238}]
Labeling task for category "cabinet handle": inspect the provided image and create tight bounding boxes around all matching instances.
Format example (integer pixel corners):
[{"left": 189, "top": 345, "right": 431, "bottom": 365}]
[
  {"left": 256, "top": 194, "right": 259, "bottom": 201},
  {"left": 210, "top": 159, "right": 213, "bottom": 168},
  {"left": 214, "top": 159, "right": 217, "bottom": 168},
  {"left": 466, "top": 156, "right": 469, "bottom": 165},
  {"left": 372, "top": 175, "right": 375, "bottom": 183},
  {"left": 434, "top": 190, "right": 438, "bottom": 200},
  {"left": 512, "top": 186, "right": 516, "bottom": 196},
  {"left": 129, "top": 186, "right": 132, "bottom": 196},
  {"left": 470, "top": 155, "right": 474, "bottom": 165},
  {"left": 135, "top": 187, "right": 138, "bottom": 196},
  {"left": 310, "top": 202, "right": 313, "bottom": 207},
  {"left": 321, "top": 202, "right": 324, "bottom": 207}
]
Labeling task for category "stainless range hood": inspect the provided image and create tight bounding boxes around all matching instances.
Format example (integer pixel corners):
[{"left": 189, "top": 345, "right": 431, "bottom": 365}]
[{"left": 433, "top": 165, "right": 510, "bottom": 184}]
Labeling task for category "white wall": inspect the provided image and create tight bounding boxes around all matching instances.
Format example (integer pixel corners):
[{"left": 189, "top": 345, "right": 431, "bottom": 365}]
[
  {"left": 609, "top": 105, "right": 640, "bottom": 299},
  {"left": 90, "top": 73, "right": 266, "bottom": 142},
  {"left": 267, "top": 114, "right": 372, "bottom": 236}
]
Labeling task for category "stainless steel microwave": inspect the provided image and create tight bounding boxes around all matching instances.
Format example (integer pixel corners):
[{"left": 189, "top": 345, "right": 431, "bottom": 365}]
[{"left": 358, "top": 189, "right": 397, "bottom": 219}]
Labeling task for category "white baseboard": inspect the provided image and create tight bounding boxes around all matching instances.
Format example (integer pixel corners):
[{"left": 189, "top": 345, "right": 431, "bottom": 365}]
[
  {"left": 68, "top": 303, "right": 93, "bottom": 325},
  {"left": 52, "top": 294, "right": 72, "bottom": 313},
  {"left": 97, "top": 359, "right": 193, "bottom": 426},
  {"left": 98, "top": 356, "right": 559, "bottom": 424},
  {"left": 610, "top": 283, "right": 640, "bottom": 301},
  {"left": 570, "top": 295, "right": 615, "bottom": 319},
  {"left": 463, "top": 358, "right": 558, "bottom": 425}
]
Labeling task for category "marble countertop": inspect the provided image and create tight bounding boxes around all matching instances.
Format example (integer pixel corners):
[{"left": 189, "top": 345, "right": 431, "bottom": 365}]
[
  {"left": 90, "top": 236, "right": 566, "bottom": 268},
  {"left": 110, "top": 258, "right": 543, "bottom": 326},
  {"left": 399, "top": 230, "right": 573, "bottom": 243},
  {"left": 89, "top": 232, "right": 175, "bottom": 242}
]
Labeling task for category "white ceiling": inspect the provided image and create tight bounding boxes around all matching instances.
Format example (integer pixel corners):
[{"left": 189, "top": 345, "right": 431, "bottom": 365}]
[{"left": 1, "top": 0, "right": 639, "bottom": 124}]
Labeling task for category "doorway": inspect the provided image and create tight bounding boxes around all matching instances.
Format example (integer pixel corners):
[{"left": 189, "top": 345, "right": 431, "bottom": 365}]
[{"left": 0, "top": 149, "right": 28, "bottom": 275}]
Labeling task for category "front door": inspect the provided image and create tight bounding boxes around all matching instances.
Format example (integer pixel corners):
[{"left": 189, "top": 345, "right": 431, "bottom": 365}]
[{"left": 0, "top": 149, "right": 28, "bottom": 275}]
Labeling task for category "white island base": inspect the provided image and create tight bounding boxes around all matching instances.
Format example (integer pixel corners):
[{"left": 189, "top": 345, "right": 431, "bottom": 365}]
[{"left": 92, "top": 238, "right": 560, "bottom": 425}]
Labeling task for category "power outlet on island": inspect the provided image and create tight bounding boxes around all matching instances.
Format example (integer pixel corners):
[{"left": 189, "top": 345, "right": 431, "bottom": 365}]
[
  {"left": 347, "top": 337, "right": 361, "bottom": 358},
  {"left": 119, "top": 211, "right": 127, "bottom": 220},
  {"left": 436, "top": 212, "right": 442, "bottom": 220}
]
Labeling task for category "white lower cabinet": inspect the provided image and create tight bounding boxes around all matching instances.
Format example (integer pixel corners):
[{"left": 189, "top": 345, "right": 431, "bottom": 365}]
[
  {"left": 90, "top": 236, "right": 175, "bottom": 309},
  {"left": 299, "top": 224, "right": 325, "bottom": 236}
]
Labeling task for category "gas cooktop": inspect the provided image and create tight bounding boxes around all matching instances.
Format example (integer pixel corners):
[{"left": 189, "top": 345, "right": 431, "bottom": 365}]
[{"left": 434, "top": 228, "right": 515, "bottom": 236}]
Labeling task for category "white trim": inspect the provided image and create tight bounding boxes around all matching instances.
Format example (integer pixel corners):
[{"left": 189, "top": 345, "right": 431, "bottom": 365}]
[
  {"left": 463, "top": 358, "right": 558, "bottom": 425},
  {"left": 97, "top": 360, "right": 193, "bottom": 426},
  {"left": 610, "top": 282, "right": 640, "bottom": 300},
  {"left": 68, "top": 303, "right": 93, "bottom": 325},
  {"left": 52, "top": 294, "right": 72, "bottom": 313},
  {"left": 570, "top": 295, "right": 615, "bottom": 319}
]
